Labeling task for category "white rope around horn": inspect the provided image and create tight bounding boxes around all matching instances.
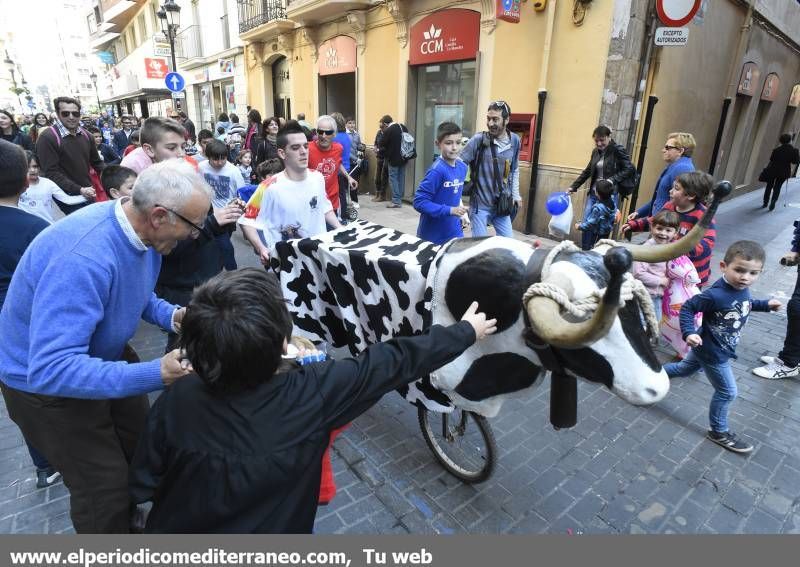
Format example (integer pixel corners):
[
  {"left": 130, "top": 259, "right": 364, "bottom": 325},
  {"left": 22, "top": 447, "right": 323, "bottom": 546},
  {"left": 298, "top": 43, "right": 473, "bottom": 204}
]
[{"left": 521, "top": 240, "right": 660, "bottom": 340}]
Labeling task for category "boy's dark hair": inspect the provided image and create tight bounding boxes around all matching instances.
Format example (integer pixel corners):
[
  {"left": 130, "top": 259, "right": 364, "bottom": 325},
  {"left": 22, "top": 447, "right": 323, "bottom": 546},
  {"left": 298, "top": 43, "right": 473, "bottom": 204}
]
[
  {"left": 675, "top": 171, "right": 713, "bottom": 203},
  {"left": 0, "top": 140, "right": 29, "bottom": 198},
  {"left": 181, "top": 268, "right": 293, "bottom": 395},
  {"left": 230, "top": 113, "right": 239, "bottom": 124},
  {"left": 595, "top": 179, "right": 614, "bottom": 200},
  {"left": 218, "top": 112, "right": 230, "bottom": 122},
  {"left": 723, "top": 240, "right": 766, "bottom": 266},
  {"left": 85, "top": 125, "right": 101, "bottom": 135},
  {"left": 345, "top": 116, "right": 355, "bottom": 124},
  {"left": 101, "top": 165, "right": 136, "bottom": 194},
  {"left": 779, "top": 133, "right": 791, "bottom": 144},
  {"left": 651, "top": 209, "right": 680, "bottom": 230},
  {"left": 276, "top": 120, "right": 306, "bottom": 149},
  {"left": 380, "top": 115, "right": 393, "bottom": 125},
  {"left": 141, "top": 116, "right": 186, "bottom": 146},
  {"left": 178, "top": 111, "right": 188, "bottom": 119},
  {"left": 198, "top": 129, "right": 214, "bottom": 142},
  {"left": 257, "top": 158, "right": 284, "bottom": 179},
  {"left": 205, "top": 139, "right": 229, "bottom": 160},
  {"left": 436, "top": 121, "right": 461, "bottom": 142},
  {"left": 53, "top": 96, "right": 81, "bottom": 113},
  {"left": 592, "top": 125, "right": 612, "bottom": 138},
  {"left": 129, "top": 129, "right": 141, "bottom": 144}
]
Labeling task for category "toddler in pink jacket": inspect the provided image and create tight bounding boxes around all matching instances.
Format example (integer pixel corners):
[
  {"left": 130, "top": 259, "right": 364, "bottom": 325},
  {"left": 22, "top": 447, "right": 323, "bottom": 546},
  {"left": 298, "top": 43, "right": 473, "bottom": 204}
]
[{"left": 632, "top": 210, "right": 680, "bottom": 321}]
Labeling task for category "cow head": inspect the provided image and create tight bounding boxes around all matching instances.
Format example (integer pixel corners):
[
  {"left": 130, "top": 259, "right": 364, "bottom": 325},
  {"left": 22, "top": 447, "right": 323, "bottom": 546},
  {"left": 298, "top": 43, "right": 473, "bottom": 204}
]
[{"left": 524, "top": 180, "right": 732, "bottom": 408}]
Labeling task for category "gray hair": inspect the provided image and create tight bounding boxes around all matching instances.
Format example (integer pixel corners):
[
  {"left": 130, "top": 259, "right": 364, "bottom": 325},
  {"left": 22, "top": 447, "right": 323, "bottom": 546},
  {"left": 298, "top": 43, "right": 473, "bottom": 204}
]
[
  {"left": 131, "top": 159, "right": 212, "bottom": 217},
  {"left": 317, "top": 115, "right": 337, "bottom": 134}
]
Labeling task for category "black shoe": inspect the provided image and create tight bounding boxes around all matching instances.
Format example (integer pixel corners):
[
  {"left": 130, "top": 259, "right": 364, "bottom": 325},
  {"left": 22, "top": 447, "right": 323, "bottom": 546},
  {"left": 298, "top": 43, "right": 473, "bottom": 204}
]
[
  {"left": 36, "top": 467, "right": 61, "bottom": 489},
  {"left": 761, "top": 203, "right": 768, "bottom": 209},
  {"left": 769, "top": 202, "right": 776, "bottom": 211},
  {"left": 707, "top": 430, "right": 753, "bottom": 454}
]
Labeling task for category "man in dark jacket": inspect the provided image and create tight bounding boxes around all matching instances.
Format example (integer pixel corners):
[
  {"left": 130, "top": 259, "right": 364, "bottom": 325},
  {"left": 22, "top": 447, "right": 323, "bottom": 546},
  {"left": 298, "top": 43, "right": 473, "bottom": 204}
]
[
  {"left": 378, "top": 114, "right": 412, "bottom": 208},
  {"left": 762, "top": 133, "right": 800, "bottom": 211},
  {"left": 36, "top": 96, "right": 103, "bottom": 214},
  {"left": 112, "top": 115, "right": 136, "bottom": 155},
  {"left": 178, "top": 112, "right": 196, "bottom": 144},
  {"left": 372, "top": 120, "right": 389, "bottom": 202}
]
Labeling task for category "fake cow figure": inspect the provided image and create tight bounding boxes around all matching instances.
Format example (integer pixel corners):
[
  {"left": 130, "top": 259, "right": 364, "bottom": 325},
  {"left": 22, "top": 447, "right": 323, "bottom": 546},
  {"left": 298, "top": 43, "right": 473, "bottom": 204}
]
[{"left": 271, "top": 182, "right": 730, "bottom": 428}]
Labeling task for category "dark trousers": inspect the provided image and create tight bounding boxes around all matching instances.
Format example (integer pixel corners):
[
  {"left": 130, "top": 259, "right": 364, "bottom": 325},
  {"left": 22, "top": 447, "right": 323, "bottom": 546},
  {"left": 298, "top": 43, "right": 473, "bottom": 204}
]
[
  {"left": 155, "top": 284, "right": 192, "bottom": 352},
  {"left": 375, "top": 158, "right": 388, "bottom": 198},
  {"left": 350, "top": 169, "right": 361, "bottom": 203},
  {"left": 26, "top": 440, "right": 50, "bottom": 470},
  {"left": 1, "top": 383, "right": 150, "bottom": 533},
  {"left": 338, "top": 173, "right": 350, "bottom": 220},
  {"left": 215, "top": 233, "right": 237, "bottom": 271},
  {"left": 763, "top": 176, "right": 788, "bottom": 207},
  {"left": 54, "top": 199, "right": 89, "bottom": 216},
  {"left": 581, "top": 229, "right": 609, "bottom": 251},
  {"left": 779, "top": 267, "right": 800, "bottom": 367}
]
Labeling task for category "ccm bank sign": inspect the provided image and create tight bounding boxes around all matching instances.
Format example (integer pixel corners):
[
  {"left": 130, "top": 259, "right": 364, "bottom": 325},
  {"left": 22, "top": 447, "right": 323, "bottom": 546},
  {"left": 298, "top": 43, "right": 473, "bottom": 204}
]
[{"left": 410, "top": 9, "right": 480, "bottom": 66}]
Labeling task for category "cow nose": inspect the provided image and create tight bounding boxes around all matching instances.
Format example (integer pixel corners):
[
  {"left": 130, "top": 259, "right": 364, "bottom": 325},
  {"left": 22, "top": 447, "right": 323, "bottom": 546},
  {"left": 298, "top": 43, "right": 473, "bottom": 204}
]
[{"left": 645, "top": 388, "right": 658, "bottom": 398}]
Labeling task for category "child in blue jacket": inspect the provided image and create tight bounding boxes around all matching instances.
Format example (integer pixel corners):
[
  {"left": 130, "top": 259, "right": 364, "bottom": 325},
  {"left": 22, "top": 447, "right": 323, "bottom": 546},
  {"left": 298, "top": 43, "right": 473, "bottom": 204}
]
[
  {"left": 575, "top": 178, "right": 616, "bottom": 250},
  {"left": 413, "top": 122, "right": 468, "bottom": 245}
]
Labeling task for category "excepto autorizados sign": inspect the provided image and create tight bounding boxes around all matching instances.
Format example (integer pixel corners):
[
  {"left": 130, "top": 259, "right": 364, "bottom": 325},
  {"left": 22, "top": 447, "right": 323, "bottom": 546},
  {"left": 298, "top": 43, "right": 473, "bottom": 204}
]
[{"left": 654, "top": 27, "right": 689, "bottom": 46}]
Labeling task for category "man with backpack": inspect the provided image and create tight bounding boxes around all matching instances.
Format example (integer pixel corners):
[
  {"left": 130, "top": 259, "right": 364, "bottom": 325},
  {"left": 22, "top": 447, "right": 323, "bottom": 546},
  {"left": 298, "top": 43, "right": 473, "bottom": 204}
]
[
  {"left": 36, "top": 96, "right": 104, "bottom": 215},
  {"left": 378, "top": 114, "right": 416, "bottom": 208},
  {"left": 459, "top": 101, "right": 522, "bottom": 237}
]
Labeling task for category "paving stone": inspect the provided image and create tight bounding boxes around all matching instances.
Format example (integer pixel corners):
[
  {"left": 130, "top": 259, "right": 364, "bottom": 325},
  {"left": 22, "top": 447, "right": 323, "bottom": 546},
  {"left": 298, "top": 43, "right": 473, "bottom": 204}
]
[
  {"left": 535, "top": 489, "right": 574, "bottom": 522},
  {"left": 598, "top": 494, "right": 638, "bottom": 531},
  {"left": 704, "top": 504, "right": 744, "bottom": 534},
  {"left": 742, "top": 508, "right": 784, "bottom": 534},
  {"left": 721, "top": 482, "right": 758, "bottom": 515},
  {"left": 758, "top": 489, "right": 794, "bottom": 519}
]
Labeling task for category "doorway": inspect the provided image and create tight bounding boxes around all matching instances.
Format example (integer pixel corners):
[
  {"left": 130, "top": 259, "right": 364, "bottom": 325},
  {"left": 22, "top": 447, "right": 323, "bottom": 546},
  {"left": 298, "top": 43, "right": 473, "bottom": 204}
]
[
  {"left": 272, "top": 56, "right": 291, "bottom": 119},
  {"left": 318, "top": 72, "right": 355, "bottom": 119}
]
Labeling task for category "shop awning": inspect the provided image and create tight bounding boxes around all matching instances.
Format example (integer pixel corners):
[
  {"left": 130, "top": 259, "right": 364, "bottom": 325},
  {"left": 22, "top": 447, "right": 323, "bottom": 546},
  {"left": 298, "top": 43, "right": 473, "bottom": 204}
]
[{"left": 101, "top": 88, "right": 173, "bottom": 105}]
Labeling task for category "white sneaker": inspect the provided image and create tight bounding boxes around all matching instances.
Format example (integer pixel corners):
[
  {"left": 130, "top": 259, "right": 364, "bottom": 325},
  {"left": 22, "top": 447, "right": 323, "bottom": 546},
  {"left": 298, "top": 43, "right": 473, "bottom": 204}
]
[
  {"left": 353, "top": 203, "right": 360, "bottom": 209},
  {"left": 760, "top": 355, "right": 775, "bottom": 365},
  {"left": 752, "top": 358, "right": 800, "bottom": 380}
]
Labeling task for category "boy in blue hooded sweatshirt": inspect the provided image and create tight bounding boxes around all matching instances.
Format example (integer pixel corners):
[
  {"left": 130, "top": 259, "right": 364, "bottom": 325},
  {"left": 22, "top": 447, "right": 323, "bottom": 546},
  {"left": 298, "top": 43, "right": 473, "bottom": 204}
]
[{"left": 413, "top": 122, "right": 469, "bottom": 245}]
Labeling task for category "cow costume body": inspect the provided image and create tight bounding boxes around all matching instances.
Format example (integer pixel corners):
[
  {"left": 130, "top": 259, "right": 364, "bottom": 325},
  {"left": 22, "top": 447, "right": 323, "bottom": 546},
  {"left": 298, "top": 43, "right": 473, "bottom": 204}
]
[{"left": 271, "top": 220, "right": 669, "bottom": 418}]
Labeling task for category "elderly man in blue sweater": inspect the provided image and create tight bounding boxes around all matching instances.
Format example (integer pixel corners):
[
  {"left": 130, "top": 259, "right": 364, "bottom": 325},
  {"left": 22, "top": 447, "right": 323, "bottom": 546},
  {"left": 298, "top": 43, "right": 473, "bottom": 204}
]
[{"left": 0, "top": 159, "right": 210, "bottom": 533}]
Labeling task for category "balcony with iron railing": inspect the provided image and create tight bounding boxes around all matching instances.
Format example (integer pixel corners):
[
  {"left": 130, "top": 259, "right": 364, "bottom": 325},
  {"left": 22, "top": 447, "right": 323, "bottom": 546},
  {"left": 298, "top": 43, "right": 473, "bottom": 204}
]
[
  {"left": 174, "top": 25, "right": 202, "bottom": 61},
  {"left": 237, "top": 0, "right": 288, "bottom": 34}
]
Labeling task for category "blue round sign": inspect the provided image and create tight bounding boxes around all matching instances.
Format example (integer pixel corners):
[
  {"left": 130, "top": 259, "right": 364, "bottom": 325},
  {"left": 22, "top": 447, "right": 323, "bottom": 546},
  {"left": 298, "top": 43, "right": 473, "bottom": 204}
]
[{"left": 164, "top": 72, "right": 185, "bottom": 93}]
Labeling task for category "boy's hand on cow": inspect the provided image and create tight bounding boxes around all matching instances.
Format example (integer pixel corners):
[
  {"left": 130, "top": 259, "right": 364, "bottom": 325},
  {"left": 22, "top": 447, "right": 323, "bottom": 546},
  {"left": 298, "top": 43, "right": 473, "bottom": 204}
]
[
  {"left": 620, "top": 223, "right": 632, "bottom": 235},
  {"left": 685, "top": 333, "right": 702, "bottom": 348},
  {"left": 768, "top": 299, "right": 782, "bottom": 311},
  {"left": 627, "top": 212, "right": 639, "bottom": 221},
  {"left": 161, "top": 349, "right": 193, "bottom": 385},
  {"left": 461, "top": 301, "right": 497, "bottom": 340},
  {"left": 451, "top": 205, "right": 468, "bottom": 217},
  {"left": 257, "top": 247, "right": 270, "bottom": 265}
]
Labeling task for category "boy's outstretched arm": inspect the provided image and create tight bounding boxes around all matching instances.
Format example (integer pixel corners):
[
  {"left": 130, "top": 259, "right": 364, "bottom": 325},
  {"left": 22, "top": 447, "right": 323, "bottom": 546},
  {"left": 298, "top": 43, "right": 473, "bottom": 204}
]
[{"left": 318, "top": 302, "right": 496, "bottom": 429}]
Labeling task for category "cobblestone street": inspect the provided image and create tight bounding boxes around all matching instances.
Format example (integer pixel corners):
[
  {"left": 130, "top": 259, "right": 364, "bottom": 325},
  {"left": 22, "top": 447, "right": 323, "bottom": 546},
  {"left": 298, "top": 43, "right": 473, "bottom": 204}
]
[{"left": 2, "top": 182, "right": 800, "bottom": 534}]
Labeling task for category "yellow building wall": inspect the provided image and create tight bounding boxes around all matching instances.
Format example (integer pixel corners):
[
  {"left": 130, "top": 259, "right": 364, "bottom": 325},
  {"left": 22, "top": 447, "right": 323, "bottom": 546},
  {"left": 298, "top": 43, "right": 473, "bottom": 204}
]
[
  {"left": 291, "top": 40, "right": 316, "bottom": 119},
  {"left": 363, "top": 19, "right": 400, "bottom": 132}
]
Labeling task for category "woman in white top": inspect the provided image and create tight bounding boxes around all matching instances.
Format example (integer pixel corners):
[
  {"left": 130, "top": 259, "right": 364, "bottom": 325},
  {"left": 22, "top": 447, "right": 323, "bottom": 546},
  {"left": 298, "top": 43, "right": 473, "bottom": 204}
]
[{"left": 18, "top": 152, "right": 86, "bottom": 223}]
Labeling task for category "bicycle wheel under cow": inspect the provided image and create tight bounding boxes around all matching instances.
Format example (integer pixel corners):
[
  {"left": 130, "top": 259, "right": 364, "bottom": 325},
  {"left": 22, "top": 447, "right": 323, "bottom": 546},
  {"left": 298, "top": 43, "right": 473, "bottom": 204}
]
[{"left": 417, "top": 405, "right": 496, "bottom": 483}]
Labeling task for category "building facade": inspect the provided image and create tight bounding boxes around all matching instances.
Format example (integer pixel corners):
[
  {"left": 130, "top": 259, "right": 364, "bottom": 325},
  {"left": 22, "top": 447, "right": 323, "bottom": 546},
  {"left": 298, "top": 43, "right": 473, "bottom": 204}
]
[{"left": 238, "top": 0, "right": 799, "bottom": 237}]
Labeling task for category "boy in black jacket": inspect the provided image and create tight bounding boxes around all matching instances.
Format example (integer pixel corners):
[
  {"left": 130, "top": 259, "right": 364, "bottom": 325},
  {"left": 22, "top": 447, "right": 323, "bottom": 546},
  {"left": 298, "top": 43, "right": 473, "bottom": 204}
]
[{"left": 130, "top": 268, "right": 496, "bottom": 533}]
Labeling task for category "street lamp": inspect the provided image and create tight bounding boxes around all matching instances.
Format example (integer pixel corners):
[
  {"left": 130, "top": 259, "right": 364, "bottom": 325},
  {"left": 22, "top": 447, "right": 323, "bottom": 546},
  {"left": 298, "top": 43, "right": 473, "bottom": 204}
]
[
  {"left": 157, "top": 0, "right": 182, "bottom": 73},
  {"left": 89, "top": 71, "right": 101, "bottom": 112}
]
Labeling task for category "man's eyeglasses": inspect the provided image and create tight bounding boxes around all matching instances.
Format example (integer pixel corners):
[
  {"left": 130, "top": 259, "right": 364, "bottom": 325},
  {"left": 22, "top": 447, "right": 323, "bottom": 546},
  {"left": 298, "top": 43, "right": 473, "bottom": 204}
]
[
  {"left": 154, "top": 203, "right": 207, "bottom": 237},
  {"left": 664, "top": 145, "right": 680, "bottom": 151},
  {"left": 317, "top": 129, "right": 335, "bottom": 136},
  {"left": 60, "top": 111, "right": 80, "bottom": 118}
]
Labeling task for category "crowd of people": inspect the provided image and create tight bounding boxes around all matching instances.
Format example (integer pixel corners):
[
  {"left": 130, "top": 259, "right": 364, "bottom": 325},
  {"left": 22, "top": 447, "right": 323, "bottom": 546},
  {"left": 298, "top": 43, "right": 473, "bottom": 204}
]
[{"left": 0, "top": 93, "right": 798, "bottom": 534}]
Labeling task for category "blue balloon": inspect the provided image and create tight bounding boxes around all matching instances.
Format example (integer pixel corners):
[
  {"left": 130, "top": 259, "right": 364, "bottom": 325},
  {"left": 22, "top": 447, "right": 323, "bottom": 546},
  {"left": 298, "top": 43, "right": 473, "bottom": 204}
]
[{"left": 546, "top": 191, "right": 570, "bottom": 215}]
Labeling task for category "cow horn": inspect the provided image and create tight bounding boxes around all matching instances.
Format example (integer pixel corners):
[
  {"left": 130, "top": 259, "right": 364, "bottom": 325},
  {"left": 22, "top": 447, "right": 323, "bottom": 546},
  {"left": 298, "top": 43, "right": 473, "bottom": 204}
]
[
  {"left": 526, "top": 247, "right": 632, "bottom": 348},
  {"left": 615, "top": 180, "right": 732, "bottom": 263}
]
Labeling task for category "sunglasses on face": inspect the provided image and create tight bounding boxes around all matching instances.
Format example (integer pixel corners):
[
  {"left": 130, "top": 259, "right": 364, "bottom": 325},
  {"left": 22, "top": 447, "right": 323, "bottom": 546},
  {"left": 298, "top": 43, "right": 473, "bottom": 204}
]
[
  {"left": 60, "top": 111, "right": 81, "bottom": 118},
  {"left": 155, "top": 203, "right": 207, "bottom": 237},
  {"left": 664, "top": 145, "right": 680, "bottom": 151},
  {"left": 490, "top": 100, "right": 510, "bottom": 116},
  {"left": 317, "top": 129, "right": 335, "bottom": 136}
]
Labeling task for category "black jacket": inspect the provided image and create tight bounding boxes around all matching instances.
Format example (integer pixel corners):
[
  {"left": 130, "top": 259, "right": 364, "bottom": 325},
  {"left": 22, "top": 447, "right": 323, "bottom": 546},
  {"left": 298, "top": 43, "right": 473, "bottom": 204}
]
[
  {"left": 379, "top": 123, "right": 408, "bottom": 167},
  {"left": 156, "top": 211, "right": 232, "bottom": 297},
  {"left": 570, "top": 140, "right": 635, "bottom": 192},
  {"left": 767, "top": 143, "right": 800, "bottom": 180},
  {"left": 129, "top": 321, "right": 476, "bottom": 533}
]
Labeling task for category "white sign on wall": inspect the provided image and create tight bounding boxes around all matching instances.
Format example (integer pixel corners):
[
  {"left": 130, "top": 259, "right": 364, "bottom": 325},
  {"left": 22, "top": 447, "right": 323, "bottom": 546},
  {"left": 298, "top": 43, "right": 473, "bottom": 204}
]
[{"left": 655, "top": 27, "right": 689, "bottom": 46}]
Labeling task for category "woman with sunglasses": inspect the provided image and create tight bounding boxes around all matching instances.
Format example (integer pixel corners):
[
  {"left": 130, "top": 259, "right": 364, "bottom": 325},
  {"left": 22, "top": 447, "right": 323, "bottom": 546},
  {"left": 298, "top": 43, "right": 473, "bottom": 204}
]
[
  {"left": 628, "top": 132, "right": 696, "bottom": 224},
  {"left": 0, "top": 109, "right": 34, "bottom": 151}
]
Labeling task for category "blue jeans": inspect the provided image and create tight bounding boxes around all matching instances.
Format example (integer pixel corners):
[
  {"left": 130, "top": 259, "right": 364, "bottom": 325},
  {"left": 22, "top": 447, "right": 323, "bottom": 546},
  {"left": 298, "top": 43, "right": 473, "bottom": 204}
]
[
  {"left": 581, "top": 191, "right": 618, "bottom": 249},
  {"left": 215, "top": 233, "right": 237, "bottom": 271},
  {"left": 469, "top": 207, "right": 513, "bottom": 237},
  {"left": 664, "top": 349, "right": 737, "bottom": 433},
  {"left": 388, "top": 164, "right": 406, "bottom": 205}
]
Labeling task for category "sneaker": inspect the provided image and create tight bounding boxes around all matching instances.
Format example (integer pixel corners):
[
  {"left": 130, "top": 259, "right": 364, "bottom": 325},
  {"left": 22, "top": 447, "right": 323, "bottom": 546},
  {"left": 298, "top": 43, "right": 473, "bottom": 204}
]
[
  {"left": 707, "top": 430, "right": 753, "bottom": 453},
  {"left": 752, "top": 358, "right": 800, "bottom": 380},
  {"left": 36, "top": 467, "right": 61, "bottom": 489},
  {"left": 386, "top": 203, "right": 402, "bottom": 208},
  {"left": 760, "top": 355, "right": 775, "bottom": 365}
]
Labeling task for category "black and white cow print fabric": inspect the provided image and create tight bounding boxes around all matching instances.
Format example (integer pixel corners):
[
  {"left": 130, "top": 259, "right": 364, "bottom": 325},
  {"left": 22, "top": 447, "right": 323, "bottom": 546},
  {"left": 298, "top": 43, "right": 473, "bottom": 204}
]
[{"left": 272, "top": 221, "right": 545, "bottom": 418}]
